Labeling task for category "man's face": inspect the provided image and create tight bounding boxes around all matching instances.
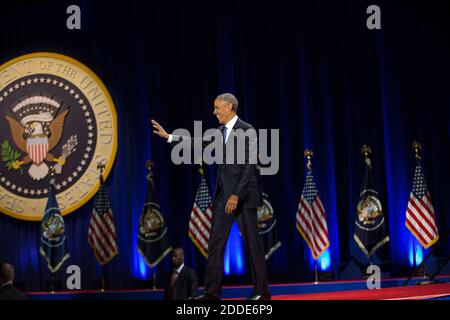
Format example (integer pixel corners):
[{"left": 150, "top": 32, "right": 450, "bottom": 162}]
[
  {"left": 171, "top": 250, "right": 184, "bottom": 269},
  {"left": 0, "top": 264, "right": 14, "bottom": 285},
  {"left": 213, "top": 99, "right": 234, "bottom": 124}
]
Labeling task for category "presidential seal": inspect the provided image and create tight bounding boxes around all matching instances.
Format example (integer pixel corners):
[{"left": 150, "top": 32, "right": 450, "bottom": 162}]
[
  {"left": 356, "top": 195, "right": 383, "bottom": 226},
  {"left": 257, "top": 195, "right": 275, "bottom": 230},
  {"left": 139, "top": 205, "right": 165, "bottom": 238},
  {"left": 256, "top": 192, "right": 281, "bottom": 260},
  {"left": 0, "top": 52, "right": 117, "bottom": 220}
]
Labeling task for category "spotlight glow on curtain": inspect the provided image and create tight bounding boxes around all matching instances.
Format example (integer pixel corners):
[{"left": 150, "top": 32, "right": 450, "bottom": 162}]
[
  {"left": 138, "top": 255, "right": 149, "bottom": 279},
  {"left": 319, "top": 250, "right": 331, "bottom": 271}
]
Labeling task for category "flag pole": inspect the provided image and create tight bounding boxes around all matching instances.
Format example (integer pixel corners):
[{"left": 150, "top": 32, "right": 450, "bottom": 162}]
[
  {"left": 304, "top": 149, "right": 313, "bottom": 174},
  {"left": 412, "top": 142, "right": 427, "bottom": 282},
  {"left": 421, "top": 246, "right": 428, "bottom": 281},
  {"left": 49, "top": 166, "right": 57, "bottom": 294},
  {"left": 314, "top": 260, "right": 319, "bottom": 284},
  {"left": 50, "top": 273, "right": 56, "bottom": 293},
  {"left": 101, "top": 265, "right": 106, "bottom": 292},
  {"left": 199, "top": 160, "right": 204, "bottom": 177},
  {"left": 362, "top": 145, "right": 372, "bottom": 170},
  {"left": 304, "top": 150, "right": 319, "bottom": 284},
  {"left": 412, "top": 240, "right": 424, "bottom": 279},
  {"left": 97, "top": 162, "right": 107, "bottom": 292},
  {"left": 412, "top": 243, "right": 429, "bottom": 281},
  {"left": 362, "top": 146, "right": 373, "bottom": 275},
  {"left": 143, "top": 160, "right": 158, "bottom": 291}
]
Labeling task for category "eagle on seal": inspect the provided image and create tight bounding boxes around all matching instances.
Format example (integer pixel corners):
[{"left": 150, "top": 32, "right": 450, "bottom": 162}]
[{"left": 5, "top": 108, "right": 69, "bottom": 181}]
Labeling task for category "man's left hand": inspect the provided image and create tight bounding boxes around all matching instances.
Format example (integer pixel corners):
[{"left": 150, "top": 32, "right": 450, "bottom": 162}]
[{"left": 225, "top": 195, "right": 239, "bottom": 215}]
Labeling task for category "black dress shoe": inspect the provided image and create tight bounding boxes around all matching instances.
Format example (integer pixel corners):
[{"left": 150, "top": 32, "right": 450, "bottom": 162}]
[
  {"left": 245, "top": 294, "right": 271, "bottom": 300},
  {"left": 193, "top": 294, "right": 220, "bottom": 300}
]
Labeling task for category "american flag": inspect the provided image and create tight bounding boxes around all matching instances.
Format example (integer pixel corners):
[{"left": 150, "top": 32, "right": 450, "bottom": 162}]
[
  {"left": 296, "top": 171, "right": 330, "bottom": 259},
  {"left": 188, "top": 176, "right": 213, "bottom": 257},
  {"left": 405, "top": 161, "right": 439, "bottom": 248},
  {"left": 88, "top": 181, "right": 118, "bottom": 265}
]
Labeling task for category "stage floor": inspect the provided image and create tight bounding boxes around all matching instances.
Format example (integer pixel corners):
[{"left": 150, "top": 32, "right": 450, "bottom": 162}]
[
  {"left": 26, "top": 275, "right": 450, "bottom": 300},
  {"left": 268, "top": 283, "right": 450, "bottom": 300}
]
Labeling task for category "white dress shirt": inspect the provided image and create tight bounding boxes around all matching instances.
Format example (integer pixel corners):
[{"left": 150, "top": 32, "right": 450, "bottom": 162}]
[
  {"left": 223, "top": 114, "right": 238, "bottom": 143},
  {"left": 175, "top": 263, "right": 184, "bottom": 274},
  {"left": 0, "top": 281, "right": 13, "bottom": 288}
]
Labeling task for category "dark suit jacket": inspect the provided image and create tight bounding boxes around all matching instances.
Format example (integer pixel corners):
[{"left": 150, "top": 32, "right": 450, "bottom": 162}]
[
  {"left": 215, "top": 118, "right": 262, "bottom": 208},
  {"left": 171, "top": 117, "right": 263, "bottom": 209},
  {"left": 164, "top": 265, "right": 198, "bottom": 300},
  {"left": 0, "top": 284, "right": 28, "bottom": 300}
]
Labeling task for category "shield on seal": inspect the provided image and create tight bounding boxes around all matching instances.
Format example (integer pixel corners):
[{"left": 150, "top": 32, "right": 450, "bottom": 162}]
[{"left": 26, "top": 137, "right": 49, "bottom": 164}]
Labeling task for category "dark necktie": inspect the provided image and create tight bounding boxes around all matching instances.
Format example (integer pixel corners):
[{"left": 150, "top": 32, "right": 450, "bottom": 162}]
[
  {"left": 222, "top": 126, "right": 228, "bottom": 144},
  {"left": 170, "top": 270, "right": 178, "bottom": 288}
]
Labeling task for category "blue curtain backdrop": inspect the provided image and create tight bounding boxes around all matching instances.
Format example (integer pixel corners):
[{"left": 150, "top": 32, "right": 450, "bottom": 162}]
[{"left": 0, "top": 0, "right": 450, "bottom": 290}]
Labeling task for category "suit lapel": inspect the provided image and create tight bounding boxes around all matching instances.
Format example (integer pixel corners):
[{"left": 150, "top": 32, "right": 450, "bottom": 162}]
[
  {"left": 178, "top": 266, "right": 186, "bottom": 279},
  {"left": 232, "top": 118, "right": 242, "bottom": 130},
  {"left": 224, "top": 117, "right": 241, "bottom": 146}
]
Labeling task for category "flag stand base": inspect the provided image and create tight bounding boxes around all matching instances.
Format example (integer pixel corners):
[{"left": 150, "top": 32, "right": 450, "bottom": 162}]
[
  {"left": 314, "top": 261, "right": 319, "bottom": 284},
  {"left": 403, "top": 230, "right": 450, "bottom": 286},
  {"left": 47, "top": 273, "right": 58, "bottom": 293},
  {"left": 415, "top": 280, "right": 436, "bottom": 285}
]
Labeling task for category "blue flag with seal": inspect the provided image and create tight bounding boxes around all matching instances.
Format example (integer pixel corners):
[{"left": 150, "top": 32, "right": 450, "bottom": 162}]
[
  {"left": 256, "top": 165, "right": 281, "bottom": 259},
  {"left": 240, "top": 165, "right": 282, "bottom": 259},
  {"left": 354, "top": 146, "right": 389, "bottom": 257},
  {"left": 138, "top": 161, "right": 172, "bottom": 267},
  {"left": 257, "top": 191, "right": 282, "bottom": 259},
  {"left": 39, "top": 179, "right": 69, "bottom": 273}
]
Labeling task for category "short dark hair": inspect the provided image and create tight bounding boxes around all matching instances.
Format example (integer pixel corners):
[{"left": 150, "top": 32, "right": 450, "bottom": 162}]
[{"left": 216, "top": 93, "right": 238, "bottom": 112}]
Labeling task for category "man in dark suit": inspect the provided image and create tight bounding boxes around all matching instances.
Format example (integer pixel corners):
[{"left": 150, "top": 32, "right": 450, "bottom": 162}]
[
  {"left": 152, "top": 93, "right": 271, "bottom": 300},
  {"left": 164, "top": 248, "right": 198, "bottom": 300},
  {"left": 0, "top": 263, "right": 28, "bottom": 300}
]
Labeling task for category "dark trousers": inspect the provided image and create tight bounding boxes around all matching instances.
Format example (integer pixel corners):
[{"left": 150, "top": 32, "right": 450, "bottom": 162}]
[{"left": 204, "top": 189, "right": 270, "bottom": 296}]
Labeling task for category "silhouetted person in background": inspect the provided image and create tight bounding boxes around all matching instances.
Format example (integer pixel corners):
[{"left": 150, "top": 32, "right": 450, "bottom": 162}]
[
  {"left": 164, "top": 248, "right": 198, "bottom": 300},
  {"left": 0, "top": 263, "right": 28, "bottom": 300}
]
